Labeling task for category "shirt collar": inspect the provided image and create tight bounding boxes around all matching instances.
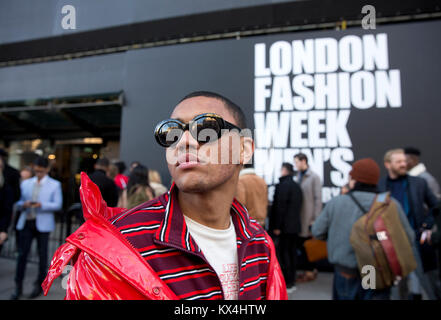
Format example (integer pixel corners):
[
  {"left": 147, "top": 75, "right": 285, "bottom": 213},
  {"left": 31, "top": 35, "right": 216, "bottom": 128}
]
[
  {"left": 154, "top": 182, "right": 258, "bottom": 254},
  {"left": 34, "top": 175, "right": 49, "bottom": 185}
]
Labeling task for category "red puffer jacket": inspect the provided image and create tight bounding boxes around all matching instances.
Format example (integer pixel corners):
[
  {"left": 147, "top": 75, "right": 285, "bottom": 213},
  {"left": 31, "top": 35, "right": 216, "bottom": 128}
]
[{"left": 42, "top": 173, "right": 287, "bottom": 300}]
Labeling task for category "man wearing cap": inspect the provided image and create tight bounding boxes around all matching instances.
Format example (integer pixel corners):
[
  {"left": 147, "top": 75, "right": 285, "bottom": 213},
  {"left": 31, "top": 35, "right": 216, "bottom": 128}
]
[{"left": 312, "top": 158, "right": 416, "bottom": 300}]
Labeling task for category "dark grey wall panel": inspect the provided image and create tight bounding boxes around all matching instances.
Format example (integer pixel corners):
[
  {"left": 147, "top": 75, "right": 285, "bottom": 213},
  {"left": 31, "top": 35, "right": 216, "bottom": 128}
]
[
  {"left": 0, "top": 53, "right": 125, "bottom": 101},
  {"left": 0, "top": 0, "right": 295, "bottom": 44}
]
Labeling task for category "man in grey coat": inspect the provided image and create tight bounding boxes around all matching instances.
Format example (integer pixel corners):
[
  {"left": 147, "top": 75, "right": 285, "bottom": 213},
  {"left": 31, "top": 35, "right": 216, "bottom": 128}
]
[{"left": 294, "top": 153, "right": 322, "bottom": 282}]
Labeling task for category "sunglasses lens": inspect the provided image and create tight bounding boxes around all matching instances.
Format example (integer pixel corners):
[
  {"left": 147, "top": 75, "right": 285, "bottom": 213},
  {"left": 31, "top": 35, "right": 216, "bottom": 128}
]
[
  {"left": 156, "top": 121, "right": 183, "bottom": 147},
  {"left": 155, "top": 114, "right": 229, "bottom": 147},
  {"left": 193, "top": 116, "right": 221, "bottom": 144}
]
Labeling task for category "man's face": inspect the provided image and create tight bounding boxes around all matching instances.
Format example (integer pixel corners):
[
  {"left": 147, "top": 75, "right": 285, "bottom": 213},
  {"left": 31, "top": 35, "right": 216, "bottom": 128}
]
[
  {"left": 405, "top": 154, "right": 418, "bottom": 171},
  {"left": 33, "top": 165, "right": 48, "bottom": 180},
  {"left": 20, "top": 169, "right": 32, "bottom": 180},
  {"left": 385, "top": 152, "right": 408, "bottom": 177},
  {"left": 280, "top": 167, "right": 290, "bottom": 177},
  {"left": 166, "top": 96, "right": 252, "bottom": 193},
  {"left": 294, "top": 158, "right": 307, "bottom": 172}
]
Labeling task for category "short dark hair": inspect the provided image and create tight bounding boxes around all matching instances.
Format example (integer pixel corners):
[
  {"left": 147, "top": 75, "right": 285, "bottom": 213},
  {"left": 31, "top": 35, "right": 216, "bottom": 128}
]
[
  {"left": 294, "top": 153, "right": 308, "bottom": 164},
  {"left": 114, "top": 161, "right": 126, "bottom": 174},
  {"left": 404, "top": 147, "right": 421, "bottom": 157},
  {"left": 127, "top": 164, "right": 150, "bottom": 194},
  {"left": 96, "top": 157, "right": 110, "bottom": 167},
  {"left": 180, "top": 91, "right": 247, "bottom": 129},
  {"left": 130, "top": 161, "right": 140, "bottom": 168},
  {"left": 0, "top": 148, "right": 8, "bottom": 159},
  {"left": 33, "top": 156, "right": 49, "bottom": 168},
  {"left": 282, "top": 162, "right": 294, "bottom": 175}
]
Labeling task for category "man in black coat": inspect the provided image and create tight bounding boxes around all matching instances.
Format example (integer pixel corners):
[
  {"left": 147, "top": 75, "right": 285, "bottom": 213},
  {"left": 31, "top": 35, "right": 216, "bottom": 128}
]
[
  {"left": 0, "top": 149, "right": 21, "bottom": 203},
  {"left": 0, "top": 149, "right": 21, "bottom": 253},
  {"left": 88, "top": 158, "right": 119, "bottom": 207},
  {"left": 269, "top": 162, "right": 303, "bottom": 291}
]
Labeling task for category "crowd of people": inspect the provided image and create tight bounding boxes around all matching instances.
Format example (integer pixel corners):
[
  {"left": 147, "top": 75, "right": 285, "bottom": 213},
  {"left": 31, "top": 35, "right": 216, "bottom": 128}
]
[
  {"left": 265, "top": 148, "right": 441, "bottom": 300},
  {"left": 1, "top": 124, "right": 441, "bottom": 300},
  {"left": 0, "top": 147, "right": 168, "bottom": 300},
  {"left": 88, "top": 157, "right": 168, "bottom": 211}
]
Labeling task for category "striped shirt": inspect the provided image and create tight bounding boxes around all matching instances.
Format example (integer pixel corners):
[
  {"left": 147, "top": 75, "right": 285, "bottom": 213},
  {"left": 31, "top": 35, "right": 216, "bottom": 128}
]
[{"left": 111, "top": 183, "right": 271, "bottom": 300}]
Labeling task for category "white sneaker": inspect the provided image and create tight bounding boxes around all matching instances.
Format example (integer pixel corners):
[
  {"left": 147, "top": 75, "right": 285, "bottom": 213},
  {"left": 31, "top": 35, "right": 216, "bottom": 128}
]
[{"left": 287, "top": 286, "right": 297, "bottom": 293}]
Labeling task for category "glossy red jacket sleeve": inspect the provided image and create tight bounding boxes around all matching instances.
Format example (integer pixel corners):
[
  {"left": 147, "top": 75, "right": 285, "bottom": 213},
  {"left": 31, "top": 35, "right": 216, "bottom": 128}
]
[
  {"left": 43, "top": 173, "right": 177, "bottom": 300},
  {"left": 65, "top": 251, "right": 147, "bottom": 300},
  {"left": 265, "top": 232, "right": 288, "bottom": 300}
]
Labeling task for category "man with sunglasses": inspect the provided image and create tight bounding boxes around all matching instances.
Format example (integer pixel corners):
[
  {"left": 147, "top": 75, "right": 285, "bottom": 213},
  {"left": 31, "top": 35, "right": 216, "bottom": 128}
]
[{"left": 43, "top": 91, "right": 287, "bottom": 300}]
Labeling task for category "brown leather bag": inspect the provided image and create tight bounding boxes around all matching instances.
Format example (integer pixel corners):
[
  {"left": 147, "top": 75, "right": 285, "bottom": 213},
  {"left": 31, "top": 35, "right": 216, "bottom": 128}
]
[
  {"left": 349, "top": 192, "right": 417, "bottom": 289},
  {"left": 304, "top": 238, "right": 328, "bottom": 262}
]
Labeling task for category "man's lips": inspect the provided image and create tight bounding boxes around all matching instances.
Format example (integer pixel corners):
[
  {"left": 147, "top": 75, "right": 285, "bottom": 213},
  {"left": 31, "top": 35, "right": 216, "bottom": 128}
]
[{"left": 176, "top": 153, "right": 201, "bottom": 169}]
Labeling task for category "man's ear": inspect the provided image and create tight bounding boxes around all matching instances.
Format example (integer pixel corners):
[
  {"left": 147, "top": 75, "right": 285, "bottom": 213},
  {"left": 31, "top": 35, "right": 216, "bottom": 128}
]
[{"left": 241, "top": 136, "right": 254, "bottom": 165}]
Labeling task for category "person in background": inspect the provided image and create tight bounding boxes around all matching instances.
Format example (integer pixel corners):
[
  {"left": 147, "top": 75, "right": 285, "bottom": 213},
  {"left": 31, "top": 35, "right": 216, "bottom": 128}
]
[
  {"left": 405, "top": 147, "right": 440, "bottom": 200},
  {"left": 20, "top": 166, "right": 34, "bottom": 181},
  {"left": 293, "top": 153, "right": 322, "bottom": 282},
  {"left": 118, "top": 164, "right": 154, "bottom": 209},
  {"left": 269, "top": 162, "right": 303, "bottom": 292},
  {"left": 12, "top": 166, "right": 35, "bottom": 250},
  {"left": 113, "top": 161, "right": 129, "bottom": 191},
  {"left": 129, "top": 161, "right": 141, "bottom": 173},
  {"left": 0, "top": 150, "right": 21, "bottom": 255},
  {"left": 148, "top": 169, "right": 168, "bottom": 197},
  {"left": 88, "top": 157, "right": 119, "bottom": 207},
  {"left": 107, "top": 163, "right": 118, "bottom": 180},
  {"left": 378, "top": 148, "right": 439, "bottom": 300},
  {"left": 405, "top": 147, "right": 441, "bottom": 286},
  {"left": 236, "top": 163, "right": 268, "bottom": 227},
  {"left": 428, "top": 202, "right": 441, "bottom": 246},
  {"left": 340, "top": 184, "right": 350, "bottom": 195},
  {"left": 312, "top": 158, "right": 416, "bottom": 300},
  {"left": 11, "top": 156, "right": 63, "bottom": 300},
  {"left": 0, "top": 157, "right": 15, "bottom": 253},
  {"left": 0, "top": 149, "right": 21, "bottom": 208}
]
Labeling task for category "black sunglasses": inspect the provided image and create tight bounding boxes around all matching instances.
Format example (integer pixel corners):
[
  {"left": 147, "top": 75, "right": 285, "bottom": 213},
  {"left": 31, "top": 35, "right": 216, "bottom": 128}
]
[{"left": 154, "top": 113, "right": 242, "bottom": 148}]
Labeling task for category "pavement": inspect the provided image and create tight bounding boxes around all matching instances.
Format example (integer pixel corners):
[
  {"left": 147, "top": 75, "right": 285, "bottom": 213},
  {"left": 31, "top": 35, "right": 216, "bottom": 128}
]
[
  {"left": 289, "top": 272, "right": 333, "bottom": 300},
  {"left": 0, "top": 256, "right": 333, "bottom": 300},
  {"left": 0, "top": 257, "right": 65, "bottom": 300}
]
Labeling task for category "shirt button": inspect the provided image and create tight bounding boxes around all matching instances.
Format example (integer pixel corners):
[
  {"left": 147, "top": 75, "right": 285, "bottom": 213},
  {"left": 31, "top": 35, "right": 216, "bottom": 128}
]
[
  {"left": 152, "top": 287, "right": 161, "bottom": 295},
  {"left": 77, "top": 232, "right": 85, "bottom": 240}
]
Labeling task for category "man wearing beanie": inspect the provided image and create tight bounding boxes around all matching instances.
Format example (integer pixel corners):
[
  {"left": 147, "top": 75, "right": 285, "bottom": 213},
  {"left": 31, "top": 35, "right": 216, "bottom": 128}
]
[{"left": 312, "top": 158, "right": 417, "bottom": 300}]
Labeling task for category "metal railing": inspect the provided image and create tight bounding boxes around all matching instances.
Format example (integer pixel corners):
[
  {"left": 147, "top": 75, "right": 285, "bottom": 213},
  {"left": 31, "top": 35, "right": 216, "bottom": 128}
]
[{"left": 0, "top": 204, "right": 84, "bottom": 264}]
